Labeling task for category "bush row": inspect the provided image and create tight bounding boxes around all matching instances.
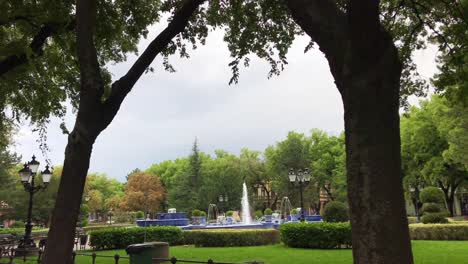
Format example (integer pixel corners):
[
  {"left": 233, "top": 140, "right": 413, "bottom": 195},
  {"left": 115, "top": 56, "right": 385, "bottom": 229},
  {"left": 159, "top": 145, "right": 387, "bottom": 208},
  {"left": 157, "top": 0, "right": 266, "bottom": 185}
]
[
  {"left": 409, "top": 223, "right": 468, "bottom": 240},
  {"left": 89, "top": 222, "right": 468, "bottom": 250},
  {"left": 89, "top": 226, "right": 182, "bottom": 250},
  {"left": 183, "top": 229, "right": 279, "bottom": 247},
  {"left": 280, "top": 222, "right": 351, "bottom": 249},
  {"left": 89, "top": 227, "right": 279, "bottom": 249}
]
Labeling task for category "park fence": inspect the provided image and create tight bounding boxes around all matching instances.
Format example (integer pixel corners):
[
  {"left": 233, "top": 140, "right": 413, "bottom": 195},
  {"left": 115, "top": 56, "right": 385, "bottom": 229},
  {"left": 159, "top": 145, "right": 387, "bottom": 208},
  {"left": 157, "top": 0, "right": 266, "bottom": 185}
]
[{"left": 0, "top": 249, "right": 263, "bottom": 264}]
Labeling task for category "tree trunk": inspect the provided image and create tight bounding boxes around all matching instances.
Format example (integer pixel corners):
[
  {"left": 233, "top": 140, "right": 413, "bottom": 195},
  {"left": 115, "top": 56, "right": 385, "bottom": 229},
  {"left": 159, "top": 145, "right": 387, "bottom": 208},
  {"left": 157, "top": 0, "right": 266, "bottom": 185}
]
[
  {"left": 448, "top": 187, "right": 456, "bottom": 217},
  {"left": 285, "top": 0, "right": 414, "bottom": 262},
  {"left": 42, "top": 120, "right": 97, "bottom": 264},
  {"left": 341, "top": 38, "right": 413, "bottom": 263},
  {"left": 438, "top": 183, "right": 453, "bottom": 216}
]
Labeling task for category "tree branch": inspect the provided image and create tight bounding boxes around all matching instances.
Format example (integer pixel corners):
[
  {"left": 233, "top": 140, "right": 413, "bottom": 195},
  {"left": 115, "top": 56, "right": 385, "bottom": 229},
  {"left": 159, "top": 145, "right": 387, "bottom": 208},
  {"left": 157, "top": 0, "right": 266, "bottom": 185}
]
[
  {"left": 0, "top": 19, "right": 75, "bottom": 77},
  {"left": 76, "top": 0, "right": 103, "bottom": 100},
  {"left": 285, "top": 0, "right": 348, "bottom": 93},
  {"left": 102, "top": 0, "right": 205, "bottom": 126}
]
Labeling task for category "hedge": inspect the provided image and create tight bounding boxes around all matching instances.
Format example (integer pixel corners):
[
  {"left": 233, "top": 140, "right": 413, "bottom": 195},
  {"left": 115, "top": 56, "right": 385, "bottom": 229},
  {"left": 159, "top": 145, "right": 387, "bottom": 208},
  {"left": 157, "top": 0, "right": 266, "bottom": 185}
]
[
  {"left": 322, "top": 201, "right": 349, "bottom": 223},
  {"left": 89, "top": 226, "right": 182, "bottom": 250},
  {"left": 280, "top": 222, "right": 351, "bottom": 249},
  {"left": 409, "top": 223, "right": 468, "bottom": 240},
  {"left": 0, "top": 228, "right": 48, "bottom": 238},
  {"left": 182, "top": 229, "right": 279, "bottom": 247},
  {"left": 421, "top": 213, "right": 449, "bottom": 224}
]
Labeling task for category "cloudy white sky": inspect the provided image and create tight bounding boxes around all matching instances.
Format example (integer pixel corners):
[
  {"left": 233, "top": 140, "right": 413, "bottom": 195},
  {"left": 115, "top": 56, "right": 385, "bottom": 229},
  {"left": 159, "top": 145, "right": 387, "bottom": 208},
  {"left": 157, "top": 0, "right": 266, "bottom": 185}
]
[{"left": 13, "top": 24, "right": 439, "bottom": 182}]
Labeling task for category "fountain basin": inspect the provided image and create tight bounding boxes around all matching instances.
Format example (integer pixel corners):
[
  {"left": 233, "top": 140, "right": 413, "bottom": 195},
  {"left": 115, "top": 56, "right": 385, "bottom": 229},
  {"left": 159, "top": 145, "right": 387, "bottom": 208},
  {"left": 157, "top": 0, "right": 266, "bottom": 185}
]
[
  {"left": 136, "top": 212, "right": 190, "bottom": 227},
  {"left": 180, "top": 222, "right": 275, "bottom": 230}
]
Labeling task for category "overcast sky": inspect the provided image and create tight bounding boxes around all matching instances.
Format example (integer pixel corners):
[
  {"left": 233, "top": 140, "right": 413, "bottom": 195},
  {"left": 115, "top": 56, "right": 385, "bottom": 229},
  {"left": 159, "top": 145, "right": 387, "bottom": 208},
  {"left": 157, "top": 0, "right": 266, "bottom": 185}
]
[{"left": 12, "top": 24, "right": 439, "bottom": 182}]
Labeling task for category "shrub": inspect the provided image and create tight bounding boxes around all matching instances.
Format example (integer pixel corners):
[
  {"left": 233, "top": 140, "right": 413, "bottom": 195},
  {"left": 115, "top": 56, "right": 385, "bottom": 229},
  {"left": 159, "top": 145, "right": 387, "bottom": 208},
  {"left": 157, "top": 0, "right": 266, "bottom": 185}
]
[
  {"left": 200, "top": 211, "right": 206, "bottom": 217},
  {"left": 291, "top": 209, "right": 299, "bottom": 214},
  {"left": 421, "top": 213, "right": 449, "bottom": 224},
  {"left": 421, "top": 203, "right": 441, "bottom": 214},
  {"left": 264, "top": 208, "right": 273, "bottom": 215},
  {"left": 323, "top": 201, "right": 349, "bottom": 223},
  {"left": 410, "top": 223, "right": 468, "bottom": 240},
  {"left": 182, "top": 229, "right": 279, "bottom": 247},
  {"left": 407, "top": 217, "right": 418, "bottom": 224},
  {"left": 255, "top": 210, "right": 263, "bottom": 219},
  {"left": 420, "top": 187, "right": 444, "bottom": 204},
  {"left": 10, "top": 221, "right": 25, "bottom": 228},
  {"left": 280, "top": 222, "right": 351, "bottom": 249},
  {"left": 89, "top": 226, "right": 183, "bottom": 250},
  {"left": 226, "top": 211, "right": 234, "bottom": 217},
  {"left": 135, "top": 211, "right": 145, "bottom": 219},
  {"left": 192, "top": 210, "right": 203, "bottom": 217}
]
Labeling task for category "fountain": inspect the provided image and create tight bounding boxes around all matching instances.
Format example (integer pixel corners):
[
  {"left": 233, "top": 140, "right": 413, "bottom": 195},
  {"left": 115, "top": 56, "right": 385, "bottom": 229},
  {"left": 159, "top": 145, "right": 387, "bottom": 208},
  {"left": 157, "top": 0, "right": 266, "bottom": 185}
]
[
  {"left": 280, "top": 197, "right": 293, "bottom": 222},
  {"left": 241, "top": 182, "right": 252, "bottom": 224},
  {"left": 207, "top": 204, "right": 219, "bottom": 224},
  {"left": 140, "top": 183, "right": 323, "bottom": 230}
]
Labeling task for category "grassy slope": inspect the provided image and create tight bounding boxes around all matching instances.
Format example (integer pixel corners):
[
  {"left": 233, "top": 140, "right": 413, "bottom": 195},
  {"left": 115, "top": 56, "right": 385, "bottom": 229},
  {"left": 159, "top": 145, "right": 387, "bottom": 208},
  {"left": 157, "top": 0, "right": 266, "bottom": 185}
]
[{"left": 72, "top": 241, "right": 468, "bottom": 264}]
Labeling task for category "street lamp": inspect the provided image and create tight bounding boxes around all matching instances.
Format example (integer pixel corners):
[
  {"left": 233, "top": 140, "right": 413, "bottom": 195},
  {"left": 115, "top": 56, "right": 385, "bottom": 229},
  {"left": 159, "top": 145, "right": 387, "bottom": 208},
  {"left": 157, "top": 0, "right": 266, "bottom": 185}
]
[
  {"left": 218, "top": 194, "right": 228, "bottom": 212},
  {"left": 107, "top": 209, "right": 113, "bottom": 225},
  {"left": 288, "top": 168, "right": 311, "bottom": 222},
  {"left": 16, "top": 155, "right": 52, "bottom": 256}
]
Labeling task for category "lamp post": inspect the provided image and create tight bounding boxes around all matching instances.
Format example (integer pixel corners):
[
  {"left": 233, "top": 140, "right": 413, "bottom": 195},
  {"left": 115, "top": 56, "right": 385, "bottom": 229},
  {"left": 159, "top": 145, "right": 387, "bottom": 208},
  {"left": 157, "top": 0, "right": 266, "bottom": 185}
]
[
  {"left": 288, "top": 168, "right": 311, "bottom": 222},
  {"left": 107, "top": 209, "right": 113, "bottom": 225},
  {"left": 16, "top": 155, "right": 52, "bottom": 256},
  {"left": 218, "top": 194, "right": 228, "bottom": 213}
]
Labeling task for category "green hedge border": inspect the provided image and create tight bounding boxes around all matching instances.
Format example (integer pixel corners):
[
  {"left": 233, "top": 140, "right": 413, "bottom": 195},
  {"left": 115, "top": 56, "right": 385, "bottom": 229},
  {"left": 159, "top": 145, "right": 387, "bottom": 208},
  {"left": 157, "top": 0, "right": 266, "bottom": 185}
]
[
  {"left": 280, "top": 222, "right": 351, "bottom": 249},
  {"left": 409, "top": 224, "right": 468, "bottom": 240},
  {"left": 183, "top": 229, "right": 279, "bottom": 247}
]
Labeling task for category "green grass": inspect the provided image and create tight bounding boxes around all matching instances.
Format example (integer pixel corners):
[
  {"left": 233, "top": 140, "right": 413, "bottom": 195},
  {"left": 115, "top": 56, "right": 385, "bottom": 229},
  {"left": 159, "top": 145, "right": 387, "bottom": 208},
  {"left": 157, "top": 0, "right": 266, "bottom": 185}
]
[{"left": 71, "top": 241, "right": 468, "bottom": 264}]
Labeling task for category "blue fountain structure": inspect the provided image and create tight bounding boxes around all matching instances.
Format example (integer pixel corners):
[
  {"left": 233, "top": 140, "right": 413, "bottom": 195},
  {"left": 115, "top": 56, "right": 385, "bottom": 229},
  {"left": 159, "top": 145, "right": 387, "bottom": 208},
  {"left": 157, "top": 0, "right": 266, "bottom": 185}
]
[
  {"left": 136, "top": 190, "right": 323, "bottom": 229},
  {"left": 136, "top": 212, "right": 190, "bottom": 227}
]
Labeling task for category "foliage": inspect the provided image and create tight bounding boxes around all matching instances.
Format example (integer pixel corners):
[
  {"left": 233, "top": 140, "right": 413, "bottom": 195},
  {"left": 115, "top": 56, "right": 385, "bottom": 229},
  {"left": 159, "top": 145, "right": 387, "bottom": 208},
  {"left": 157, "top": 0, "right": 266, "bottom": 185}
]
[
  {"left": 322, "top": 202, "right": 349, "bottom": 223},
  {"left": 280, "top": 222, "right": 351, "bottom": 249},
  {"left": 191, "top": 209, "right": 204, "bottom": 217},
  {"left": 135, "top": 211, "right": 145, "bottom": 219},
  {"left": 122, "top": 172, "right": 165, "bottom": 213},
  {"left": 410, "top": 223, "right": 468, "bottom": 240},
  {"left": 420, "top": 187, "right": 445, "bottom": 204},
  {"left": 291, "top": 209, "right": 298, "bottom": 215},
  {"left": 89, "top": 226, "right": 183, "bottom": 250},
  {"left": 182, "top": 229, "right": 279, "bottom": 247},
  {"left": 226, "top": 211, "right": 234, "bottom": 217},
  {"left": 85, "top": 173, "right": 125, "bottom": 218},
  {"left": 254, "top": 210, "right": 263, "bottom": 219},
  {"left": 421, "top": 203, "right": 442, "bottom": 214},
  {"left": 9, "top": 221, "right": 25, "bottom": 229},
  {"left": 264, "top": 208, "right": 272, "bottom": 215},
  {"left": 421, "top": 213, "right": 449, "bottom": 224},
  {"left": 407, "top": 217, "right": 418, "bottom": 224},
  {"left": 401, "top": 96, "right": 468, "bottom": 216},
  {"left": 0, "top": 0, "right": 163, "bottom": 129}
]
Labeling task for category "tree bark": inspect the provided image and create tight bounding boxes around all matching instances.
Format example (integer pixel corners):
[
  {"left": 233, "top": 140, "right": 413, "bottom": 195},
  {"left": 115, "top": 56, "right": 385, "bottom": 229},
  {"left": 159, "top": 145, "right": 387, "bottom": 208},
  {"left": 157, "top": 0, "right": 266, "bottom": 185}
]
[
  {"left": 286, "top": 0, "right": 413, "bottom": 263},
  {"left": 42, "top": 0, "right": 205, "bottom": 263}
]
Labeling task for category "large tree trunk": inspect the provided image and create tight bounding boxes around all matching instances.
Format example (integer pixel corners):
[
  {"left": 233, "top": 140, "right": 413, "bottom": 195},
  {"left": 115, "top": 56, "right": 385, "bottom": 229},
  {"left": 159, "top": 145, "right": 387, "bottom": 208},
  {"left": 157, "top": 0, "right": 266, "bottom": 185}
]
[
  {"left": 342, "top": 41, "right": 413, "bottom": 263},
  {"left": 42, "top": 120, "right": 97, "bottom": 263},
  {"left": 286, "top": 0, "right": 413, "bottom": 263}
]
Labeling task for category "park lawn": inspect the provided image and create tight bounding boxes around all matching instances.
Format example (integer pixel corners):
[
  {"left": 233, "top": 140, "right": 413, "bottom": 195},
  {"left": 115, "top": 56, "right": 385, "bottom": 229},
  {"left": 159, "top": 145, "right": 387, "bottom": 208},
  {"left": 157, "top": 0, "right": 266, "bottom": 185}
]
[{"left": 72, "top": 240, "right": 468, "bottom": 264}]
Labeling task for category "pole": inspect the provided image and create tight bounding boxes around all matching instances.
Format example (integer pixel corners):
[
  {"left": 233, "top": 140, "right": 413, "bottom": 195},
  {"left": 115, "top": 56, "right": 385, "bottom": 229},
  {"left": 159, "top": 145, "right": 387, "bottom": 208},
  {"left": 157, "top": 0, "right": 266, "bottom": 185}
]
[
  {"left": 16, "top": 173, "right": 39, "bottom": 256},
  {"left": 24, "top": 173, "right": 35, "bottom": 245},
  {"left": 299, "top": 180, "right": 305, "bottom": 222}
]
